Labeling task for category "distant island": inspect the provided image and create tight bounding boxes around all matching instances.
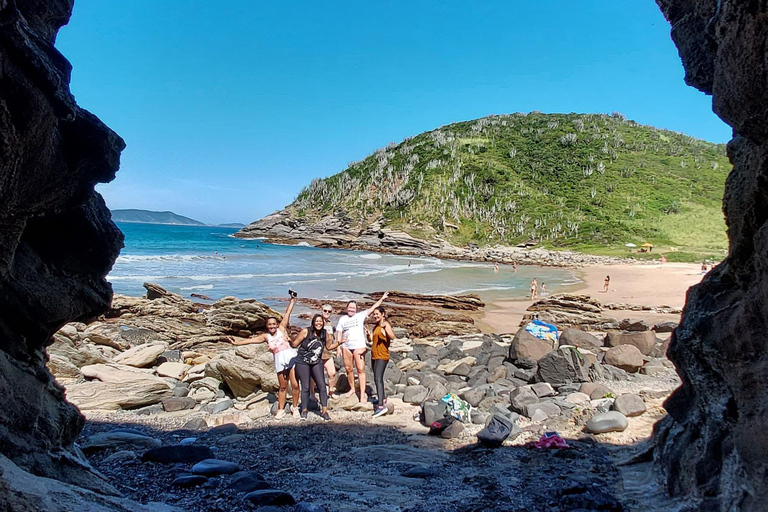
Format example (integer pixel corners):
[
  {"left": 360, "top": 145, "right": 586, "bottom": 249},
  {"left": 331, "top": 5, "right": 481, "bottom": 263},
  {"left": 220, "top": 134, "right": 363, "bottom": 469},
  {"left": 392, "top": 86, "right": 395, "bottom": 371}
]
[
  {"left": 218, "top": 222, "right": 246, "bottom": 228},
  {"left": 111, "top": 209, "right": 205, "bottom": 226}
]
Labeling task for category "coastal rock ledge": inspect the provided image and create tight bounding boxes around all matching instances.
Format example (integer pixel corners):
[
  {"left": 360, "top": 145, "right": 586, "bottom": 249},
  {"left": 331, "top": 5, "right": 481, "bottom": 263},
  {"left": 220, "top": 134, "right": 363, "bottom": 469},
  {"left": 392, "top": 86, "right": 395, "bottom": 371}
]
[
  {"left": 653, "top": 1, "right": 768, "bottom": 510},
  {"left": 236, "top": 210, "right": 626, "bottom": 267}
]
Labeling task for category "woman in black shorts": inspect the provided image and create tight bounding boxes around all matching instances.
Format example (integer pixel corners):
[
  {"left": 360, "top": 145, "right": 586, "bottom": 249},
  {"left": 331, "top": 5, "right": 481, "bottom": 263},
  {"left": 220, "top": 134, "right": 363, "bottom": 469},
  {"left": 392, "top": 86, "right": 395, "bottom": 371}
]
[{"left": 291, "top": 313, "right": 339, "bottom": 420}]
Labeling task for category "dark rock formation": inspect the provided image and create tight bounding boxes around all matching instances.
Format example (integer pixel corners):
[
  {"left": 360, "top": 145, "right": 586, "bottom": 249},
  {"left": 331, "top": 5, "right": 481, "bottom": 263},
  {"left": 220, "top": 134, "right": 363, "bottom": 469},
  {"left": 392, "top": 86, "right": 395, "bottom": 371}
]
[
  {"left": 654, "top": 1, "right": 768, "bottom": 510},
  {"left": 0, "top": 0, "right": 124, "bottom": 495}
]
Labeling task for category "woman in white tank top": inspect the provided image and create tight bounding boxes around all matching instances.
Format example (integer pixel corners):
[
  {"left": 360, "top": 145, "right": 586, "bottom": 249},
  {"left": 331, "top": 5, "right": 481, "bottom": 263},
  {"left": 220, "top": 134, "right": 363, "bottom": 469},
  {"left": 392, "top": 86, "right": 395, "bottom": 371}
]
[{"left": 230, "top": 291, "right": 300, "bottom": 419}]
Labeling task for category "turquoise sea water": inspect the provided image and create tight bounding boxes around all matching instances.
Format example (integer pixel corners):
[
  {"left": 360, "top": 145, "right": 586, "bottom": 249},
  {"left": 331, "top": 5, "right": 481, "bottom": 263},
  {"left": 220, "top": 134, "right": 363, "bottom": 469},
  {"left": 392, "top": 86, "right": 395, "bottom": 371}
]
[{"left": 109, "top": 223, "right": 579, "bottom": 308}]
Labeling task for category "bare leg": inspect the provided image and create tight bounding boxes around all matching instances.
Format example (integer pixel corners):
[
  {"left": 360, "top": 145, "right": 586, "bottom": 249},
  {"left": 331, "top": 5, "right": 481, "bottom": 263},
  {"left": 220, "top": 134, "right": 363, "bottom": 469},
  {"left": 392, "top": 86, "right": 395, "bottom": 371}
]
[
  {"left": 289, "top": 367, "right": 300, "bottom": 409},
  {"left": 276, "top": 371, "right": 288, "bottom": 410},
  {"left": 324, "top": 357, "right": 337, "bottom": 395},
  {"left": 342, "top": 347, "right": 356, "bottom": 397},
  {"left": 354, "top": 348, "right": 368, "bottom": 403}
]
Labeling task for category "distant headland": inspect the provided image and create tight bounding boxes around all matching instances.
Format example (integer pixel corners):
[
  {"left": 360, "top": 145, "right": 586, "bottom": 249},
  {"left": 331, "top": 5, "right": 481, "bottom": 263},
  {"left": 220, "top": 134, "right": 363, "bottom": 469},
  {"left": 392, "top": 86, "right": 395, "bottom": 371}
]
[{"left": 111, "top": 209, "right": 244, "bottom": 228}]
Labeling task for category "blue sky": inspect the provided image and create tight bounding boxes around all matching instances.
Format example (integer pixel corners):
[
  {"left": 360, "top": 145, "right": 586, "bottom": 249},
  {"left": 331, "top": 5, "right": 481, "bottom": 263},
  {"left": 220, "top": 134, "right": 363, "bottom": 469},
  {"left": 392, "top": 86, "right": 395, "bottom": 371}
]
[{"left": 56, "top": 1, "right": 731, "bottom": 226}]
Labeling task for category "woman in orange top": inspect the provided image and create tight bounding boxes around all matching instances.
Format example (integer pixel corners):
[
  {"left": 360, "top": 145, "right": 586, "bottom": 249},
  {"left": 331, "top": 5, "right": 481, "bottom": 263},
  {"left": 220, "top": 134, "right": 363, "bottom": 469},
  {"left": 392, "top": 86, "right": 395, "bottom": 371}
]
[{"left": 369, "top": 306, "right": 395, "bottom": 418}]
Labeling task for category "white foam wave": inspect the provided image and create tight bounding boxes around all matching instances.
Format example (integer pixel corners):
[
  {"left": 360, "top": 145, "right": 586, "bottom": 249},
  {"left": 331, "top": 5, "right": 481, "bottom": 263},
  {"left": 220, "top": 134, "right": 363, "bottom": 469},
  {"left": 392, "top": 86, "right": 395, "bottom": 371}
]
[
  {"left": 359, "top": 253, "right": 382, "bottom": 259},
  {"left": 180, "top": 284, "right": 214, "bottom": 291}
]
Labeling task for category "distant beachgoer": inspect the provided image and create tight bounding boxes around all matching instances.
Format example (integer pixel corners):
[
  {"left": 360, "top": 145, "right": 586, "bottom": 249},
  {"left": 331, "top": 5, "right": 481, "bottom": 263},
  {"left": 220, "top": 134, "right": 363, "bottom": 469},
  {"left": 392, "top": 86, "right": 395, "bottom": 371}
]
[
  {"left": 604, "top": 275, "right": 610, "bottom": 293},
  {"left": 530, "top": 279, "right": 538, "bottom": 301},
  {"left": 336, "top": 292, "right": 389, "bottom": 403},
  {"left": 408, "top": 261, "right": 411, "bottom": 267},
  {"left": 541, "top": 283, "right": 547, "bottom": 295},
  {"left": 660, "top": 254, "right": 667, "bottom": 266},
  {"left": 494, "top": 262, "right": 499, "bottom": 273},
  {"left": 229, "top": 291, "right": 299, "bottom": 419},
  {"left": 701, "top": 262, "right": 708, "bottom": 275},
  {"left": 214, "top": 250, "right": 218, "bottom": 255},
  {"left": 369, "top": 306, "right": 396, "bottom": 418},
  {"left": 513, "top": 262, "right": 518, "bottom": 273},
  {"left": 290, "top": 313, "right": 339, "bottom": 421}
]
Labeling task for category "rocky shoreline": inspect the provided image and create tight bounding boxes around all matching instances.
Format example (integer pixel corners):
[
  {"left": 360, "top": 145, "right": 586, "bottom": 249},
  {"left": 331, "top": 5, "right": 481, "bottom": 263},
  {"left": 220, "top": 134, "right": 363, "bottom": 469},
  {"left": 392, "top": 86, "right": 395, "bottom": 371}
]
[
  {"left": 235, "top": 210, "right": 637, "bottom": 268},
  {"left": 45, "top": 283, "right": 683, "bottom": 511}
]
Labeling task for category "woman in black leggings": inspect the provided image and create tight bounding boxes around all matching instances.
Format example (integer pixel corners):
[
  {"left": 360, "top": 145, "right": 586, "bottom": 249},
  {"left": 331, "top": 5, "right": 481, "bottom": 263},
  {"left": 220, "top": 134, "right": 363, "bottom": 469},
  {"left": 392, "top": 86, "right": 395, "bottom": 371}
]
[
  {"left": 291, "top": 314, "right": 338, "bottom": 420},
  {"left": 369, "top": 306, "right": 395, "bottom": 418}
]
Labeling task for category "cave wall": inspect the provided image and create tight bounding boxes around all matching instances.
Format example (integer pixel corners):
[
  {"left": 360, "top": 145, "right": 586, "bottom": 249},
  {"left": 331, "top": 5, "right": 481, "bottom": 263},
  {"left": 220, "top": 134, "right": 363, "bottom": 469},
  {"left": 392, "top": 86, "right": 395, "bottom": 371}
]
[
  {"left": 654, "top": 1, "right": 768, "bottom": 510},
  {"left": 0, "top": 0, "right": 124, "bottom": 493}
]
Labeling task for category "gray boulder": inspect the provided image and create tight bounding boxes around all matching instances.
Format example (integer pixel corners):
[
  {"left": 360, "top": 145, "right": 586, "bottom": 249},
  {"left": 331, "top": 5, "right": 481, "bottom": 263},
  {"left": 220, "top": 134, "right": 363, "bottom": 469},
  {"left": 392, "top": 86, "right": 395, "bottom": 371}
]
[
  {"left": 586, "top": 411, "right": 628, "bottom": 433},
  {"left": 535, "top": 347, "right": 591, "bottom": 387},
  {"left": 558, "top": 328, "right": 603, "bottom": 351},
  {"left": 613, "top": 394, "right": 646, "bottom": 417}
]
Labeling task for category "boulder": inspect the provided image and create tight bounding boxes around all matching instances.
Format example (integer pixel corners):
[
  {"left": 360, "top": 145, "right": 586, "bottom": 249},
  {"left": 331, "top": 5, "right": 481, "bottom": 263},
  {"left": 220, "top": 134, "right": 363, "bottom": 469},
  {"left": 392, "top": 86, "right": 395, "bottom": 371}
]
[
  {"left": 603, "top": 345, "right": 644, "bottom": 373},
  {"left": 586, "top": 411, "right": 628, "bottom": 433},
  {"left": 618, "top": 319, "right": 650, "bottom": 331},
  {"left": 244, "top": 490, "right": 296, "bottom": 507},
  {"left": 651, "top": 321, "right": 678, "bottom": 333},
  {"left": 191, "top": 459, "right": 241, "bottom": 476},
  {"left": 171, "top": 475, "right": 208, "bottom": 488},
  {"left": 531, "top": 382, "right": 556, "bottom": 398},
  {"left": 80, "top": 432, "right": 161, "bottom": 453},
  {"left": 65, "top": 379, "right": 174, "bottom": 410},
  {"left": 113, "top": 343, "right": 168, "bottom": 368},
  {"left": 558, "top": 328, "right": 603, "bottom": 352},
  {"left": 440, "top": 420, "right": 465, "bottom": 439},
  {"left": 604, "top": 331, "right": 656, "bottom": 356},
  {"left": 47, "top": 354, "right": 82, "bottom": 379},
  {"left": 80, "top": 363, "right": 157, "bottom": 383},
  {"left": 226, "top": 471, "right": 268, "bottom": 493},
  {"left": 535, "top": 347, "right": 590, "bottom": 387},
  {"left": 156, "top": 362, "right": 188, "bottom": 380},
  {"left": 161, "top": 397, "right": 197, "bottom": 412},
  {"left": 509, "top": 327, "right": 553, "bottom": 362},
  {"left": 209, "top": 346, "right": 276, "bottom": 397},
  {"left": 612, "top": 394, "right": 646, "bottom": 417},
  {"left": 142, "top": 445, "right": 215, "bottom": 464},
  {"left": 403, "top": 385, "right": 428, "bottom": 405}
]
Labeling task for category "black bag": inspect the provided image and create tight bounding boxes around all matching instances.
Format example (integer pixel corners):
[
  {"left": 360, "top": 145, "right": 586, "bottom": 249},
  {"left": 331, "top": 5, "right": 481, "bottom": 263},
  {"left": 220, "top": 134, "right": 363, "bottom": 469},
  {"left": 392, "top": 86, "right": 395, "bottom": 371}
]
[
  {"left": 476, "top": 413, "right": 513, "bottom": 447},
  {"left": 428, "top": 415, "right": 455, "bottom": 436}
]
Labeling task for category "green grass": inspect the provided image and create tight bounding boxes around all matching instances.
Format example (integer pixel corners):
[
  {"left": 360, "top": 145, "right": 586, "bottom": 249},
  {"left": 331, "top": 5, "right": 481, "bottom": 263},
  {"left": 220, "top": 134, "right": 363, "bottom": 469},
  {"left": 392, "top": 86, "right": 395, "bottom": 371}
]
[{"left": 288, "top": 112, "right": 731, "bottom": 260}]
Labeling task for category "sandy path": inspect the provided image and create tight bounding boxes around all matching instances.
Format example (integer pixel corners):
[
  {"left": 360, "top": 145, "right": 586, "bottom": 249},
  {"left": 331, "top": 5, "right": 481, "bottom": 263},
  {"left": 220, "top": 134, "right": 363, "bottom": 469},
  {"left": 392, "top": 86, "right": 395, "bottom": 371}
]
[{"left": 472, "top": 262, "right": 706, "bottom": 334}]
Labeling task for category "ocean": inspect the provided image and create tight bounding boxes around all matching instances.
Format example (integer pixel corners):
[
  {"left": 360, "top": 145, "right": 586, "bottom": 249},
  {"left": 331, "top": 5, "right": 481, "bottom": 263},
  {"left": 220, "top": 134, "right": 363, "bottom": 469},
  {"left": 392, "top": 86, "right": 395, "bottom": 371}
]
[{"left": 109, "top": 223, "right": 580, "bottom": 309}]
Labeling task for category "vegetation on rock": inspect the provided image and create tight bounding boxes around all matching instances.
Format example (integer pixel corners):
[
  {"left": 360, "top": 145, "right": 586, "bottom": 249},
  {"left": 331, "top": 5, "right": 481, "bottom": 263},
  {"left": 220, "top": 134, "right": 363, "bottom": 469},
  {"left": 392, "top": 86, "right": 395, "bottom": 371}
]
[{"left": 290, "top": 112, "right": 729, "bottom": 259}]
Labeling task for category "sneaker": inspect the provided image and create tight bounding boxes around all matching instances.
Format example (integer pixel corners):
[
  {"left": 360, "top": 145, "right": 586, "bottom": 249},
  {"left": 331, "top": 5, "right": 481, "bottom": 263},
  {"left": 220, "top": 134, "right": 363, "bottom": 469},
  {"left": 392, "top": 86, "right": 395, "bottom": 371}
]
[
  {"left": 300, "top": 410, "right": 308, "bottom": 420},
  {"left": 292, "top": 408, "right": 300, "bottom": 419},
  {"left": 372, "top": 406, "right": 387, "bottom": 418},
  {"left": 275, "top": 409, "right": 286, "bottom": 419},
  {"left": 320, "top": 411, "right": 331, "bottom": 421}
]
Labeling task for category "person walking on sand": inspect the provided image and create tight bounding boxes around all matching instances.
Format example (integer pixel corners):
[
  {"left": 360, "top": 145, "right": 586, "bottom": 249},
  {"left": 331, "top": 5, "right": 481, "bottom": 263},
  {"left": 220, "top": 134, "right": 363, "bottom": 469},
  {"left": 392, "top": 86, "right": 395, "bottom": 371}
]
[
  {"left": 290, "top": 313, "right": 339, "bottom": 421},
  {"left": 660, "top": 254, "right": 667, "bottom": 266},
  {"left": 368, "top": 306, "right": 396, "bottom": 418},
  {"left": 604, "top": 275, "right": 610, "bottom": 293},
  {"left": 530, "top": 279, "right": 538, "bottom": 301},
  {"left": 229, "top": 290, "right": 300, "bottom": 419},
  {"left": 336, "top": 292, "right": 390, "bottom": 403}
]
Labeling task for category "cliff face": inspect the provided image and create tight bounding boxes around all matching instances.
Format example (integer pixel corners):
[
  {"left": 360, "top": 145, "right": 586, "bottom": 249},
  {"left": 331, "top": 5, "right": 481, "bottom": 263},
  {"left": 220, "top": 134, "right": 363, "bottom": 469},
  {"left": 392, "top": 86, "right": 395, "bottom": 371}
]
[
  {"left": 654, "top": 1, "right": 768, "bottom": 510},
  {"left": 0, "top": 0, "right": 124, "bottom": 494}
]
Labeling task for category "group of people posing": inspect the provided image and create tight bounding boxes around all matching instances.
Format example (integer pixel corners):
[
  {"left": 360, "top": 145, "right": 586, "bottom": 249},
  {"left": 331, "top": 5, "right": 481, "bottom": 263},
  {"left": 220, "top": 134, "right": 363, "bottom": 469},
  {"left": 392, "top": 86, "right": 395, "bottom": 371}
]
[{"left": 230, "top": 291, "right": 394, "bottom": 421}]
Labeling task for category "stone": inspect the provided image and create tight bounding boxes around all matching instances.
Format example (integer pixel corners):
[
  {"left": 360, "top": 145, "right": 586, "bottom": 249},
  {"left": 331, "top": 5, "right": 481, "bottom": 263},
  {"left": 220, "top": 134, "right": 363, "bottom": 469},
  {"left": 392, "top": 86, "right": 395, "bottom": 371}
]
[
  {"left": 565, "top": 392, "right": 591, "bottom": 406},
  {"left": 640, "top": 363, "right": 666, "bottom": 376},
  {"left": 191, "top": 459, "right": 241, "bottom": 476},
  {"left": 585, "top": 411, "right": 628, "bottom": 433},
  {"left": 604, "top": 331, "right": 656, "bottom": 356},
  {"left": 558, "top": 328, "right": 603, "bottom": 351},
  {"left": 161, "top": 397, "right": 197, "bottom": 412},
  {"left": 618, "top": 319, "right": 650, "bottom": 331},
  {"left": 603, "top": 345, "right": 644, "bottom": 373},
  {"left": 440, "top": 420, "right": 465, "bottom": 439},
  {"left": 112, "top": 343, "right": 168, "bottom": 368},
  {"left": 135, "top": 404, "right": 165, "bottom": 416},
  {"left": 403, "top": 385, "right": 428, "bottom": 405},
  {"left": 448, "top": 362, "right": 472, "bottom": 377},
  {"left": 103, "top": 451, "right": 138, "bottom": 464},
  {"left": 509, "top": 327, "right": 554, "bottom": 362},
  {"left": 613, "top": 394, "right": 646, "bottom": 417},
  {"left": 402, "top": 466, "right": 436, "bottom": 478},
  {"left": 244, "top": 490, "right": 296, "bottom": 507},
  {"left": 460, "top": 388, "right": 486, "bottom": 408},
  {"left": 172, "top": 474, "right": 208, "bottom": 488},
  {"left": 227, "top": 470, "right": 268, "bottom": 492},
  {"left": 209, "top": 346, "right": 278, "bottom": 397},
  {"left": 651, "top": 321, "right": 677, "bottom": 333},
  {"left": 472, "top": 412, "right": 490, "bottom": 425},
  {"left": 535, "top": 347, "right": 590, "bottom": 387},
  {"left": 217, "top": 434, "right": 245, "bottom": 446},
  {"left": 64, "top": 378, "right": 174, "bottom": 410},
  {"left": 81, "top": 432, "right": 161, "bottom": 453},
  {"left": 183, "top": 417, "right": 209, "bottom": 431},
  {"left": 489, "top": 403, "right": 519, "bottom": 423},
  {"left": 421, "top": 400, "right": 448, "bottom": 426},
  {"left": 581, "top": 383, "right": 614, "bottom": 400},
  {"left": 478, "top": 395, "right": 510, "bottom": 412},
  {"left": 427, "top": 381, "right": 449, "bottom": 400},
  {"left": 210, "top": 423, "right": 240, "bottom": 435},
  {"left": 487, "top": 365, "right": 507, "bottom": 383},
  {"left": 437, "top": 356, "right": 476, "bottom": 374},
  {"left": 201, "top": 399, "right": 234, "bottom": 414},
  {"left": 141, "top": 445, "right": 215, "bottom": 464},
  {"left": 80, "top": 363, "right": 157, "bottom": 383},
  {"left": 156, "top": 362, "right": 188, "bottom": 380},
  {"left": 531, "top": 382, "right": 556, "bottom": 398},
  {"left": 47, "top": 354, "right": 83, "bottom": 379},
  {"left": 509, "top": 387, "right": 539, "bottom": 414},
  {"left": 590, "top": 398, "right": 615, "bottom": 414},
  {"left": 158, "top": 349, "right": 182, "bottom": 363},
  {"left": 523, "top": 402, "right": 561, "bottom": 419}
]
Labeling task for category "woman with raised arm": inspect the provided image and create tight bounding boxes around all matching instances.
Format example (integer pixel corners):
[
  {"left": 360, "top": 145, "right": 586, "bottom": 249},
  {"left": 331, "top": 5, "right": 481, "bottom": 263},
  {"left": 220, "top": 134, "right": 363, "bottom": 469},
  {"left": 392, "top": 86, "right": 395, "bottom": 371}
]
[
  {"left": 370, "top": 306, "right": 396, "bottom": 418},
  {"left": 335, "top": 292, "right": 389, "bottom": 403},
  {"left": 291, "top": 313, "right": 340, "bottom": 420},
  {"left": 230, "top": 290, "right": 300, "bottom": 419}
]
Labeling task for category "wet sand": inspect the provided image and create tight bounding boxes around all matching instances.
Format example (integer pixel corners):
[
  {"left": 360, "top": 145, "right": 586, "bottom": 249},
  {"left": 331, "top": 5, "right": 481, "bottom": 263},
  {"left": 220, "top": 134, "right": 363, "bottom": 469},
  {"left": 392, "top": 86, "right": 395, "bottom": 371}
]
[{"left": 473, "top": 262, "right": 706, "bottom": 334}]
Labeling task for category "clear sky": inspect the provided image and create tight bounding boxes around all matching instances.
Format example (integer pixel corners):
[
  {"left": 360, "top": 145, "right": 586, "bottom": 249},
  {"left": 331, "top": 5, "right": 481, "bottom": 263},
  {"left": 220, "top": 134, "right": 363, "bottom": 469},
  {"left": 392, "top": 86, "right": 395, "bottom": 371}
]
[{"left": 56, "top": 1, "right": 731, "bottom": 226}]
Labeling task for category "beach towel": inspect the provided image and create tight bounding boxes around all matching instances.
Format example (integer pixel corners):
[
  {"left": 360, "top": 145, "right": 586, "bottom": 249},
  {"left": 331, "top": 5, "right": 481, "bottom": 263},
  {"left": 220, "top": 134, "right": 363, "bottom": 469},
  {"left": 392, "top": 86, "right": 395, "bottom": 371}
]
[{"left": 525, "top": 319, "right": 559, "bottom": 344}]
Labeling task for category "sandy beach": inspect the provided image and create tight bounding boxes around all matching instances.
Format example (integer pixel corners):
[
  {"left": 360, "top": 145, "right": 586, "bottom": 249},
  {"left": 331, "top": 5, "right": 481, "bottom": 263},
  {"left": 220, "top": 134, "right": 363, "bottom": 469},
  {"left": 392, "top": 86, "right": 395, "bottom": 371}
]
[{"left": 474, "top": 262, "right": 706, "bottom": 334}]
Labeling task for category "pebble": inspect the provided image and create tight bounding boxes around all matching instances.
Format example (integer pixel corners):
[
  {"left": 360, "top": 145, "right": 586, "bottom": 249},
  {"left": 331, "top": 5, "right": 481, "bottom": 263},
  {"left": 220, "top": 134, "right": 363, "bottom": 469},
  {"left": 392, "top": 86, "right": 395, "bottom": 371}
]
[
  {"left": 171, "top": 474, "right": 208, "bottom": 488},
  {"left": 244, "top": 489, "right": 296, "bottom": 507},
  {"left": 402, "top": 465, "right": 437, "bottom": 478},
  {"left": 586, "top": 411, "right": 629, "bottom": 433},
  {"left": 141, "top": 444, "right": 214, "bottom": 463},
  {"left": 191, "top": 458, "right": 240, "bottom": 476},
  {"left": 226, "top": 470, "right": 269, "bottom": 493}
]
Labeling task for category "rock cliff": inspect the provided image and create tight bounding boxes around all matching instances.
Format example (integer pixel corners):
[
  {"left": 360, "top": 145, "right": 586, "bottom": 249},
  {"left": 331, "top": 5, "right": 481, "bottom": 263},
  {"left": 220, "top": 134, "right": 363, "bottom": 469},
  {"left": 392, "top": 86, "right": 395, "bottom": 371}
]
[
  {"left": 0, "top": 0, "right": 124, "bottom": 496},
  {"left": 654, "top": 1, "right": 768, "bottom": 510}
]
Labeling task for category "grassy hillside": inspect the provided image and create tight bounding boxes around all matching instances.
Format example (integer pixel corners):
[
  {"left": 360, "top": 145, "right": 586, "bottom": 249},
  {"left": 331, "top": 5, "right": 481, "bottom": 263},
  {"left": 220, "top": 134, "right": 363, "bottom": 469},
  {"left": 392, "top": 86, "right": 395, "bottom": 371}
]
[{"left": 290, "top": 113, "right": 730, "bottom": 260}]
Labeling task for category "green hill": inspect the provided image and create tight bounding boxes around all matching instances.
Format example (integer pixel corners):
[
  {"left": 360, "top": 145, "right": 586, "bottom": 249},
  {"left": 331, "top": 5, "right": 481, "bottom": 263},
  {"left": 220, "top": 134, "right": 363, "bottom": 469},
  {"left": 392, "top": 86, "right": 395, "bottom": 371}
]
[
  {"left": 111, "top": 209, "right": 205, "bottom": 226},
  {"left": 289, "top": 112, "right": 731, "bottom": 260}
]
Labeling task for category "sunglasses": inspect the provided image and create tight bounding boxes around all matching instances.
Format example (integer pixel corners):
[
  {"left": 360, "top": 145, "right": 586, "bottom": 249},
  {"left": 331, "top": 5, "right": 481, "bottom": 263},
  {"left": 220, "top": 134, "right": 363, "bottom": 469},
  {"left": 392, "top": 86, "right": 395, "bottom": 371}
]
[{"left": 322, "top": 309, "right": 333, "bottom": 313}]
